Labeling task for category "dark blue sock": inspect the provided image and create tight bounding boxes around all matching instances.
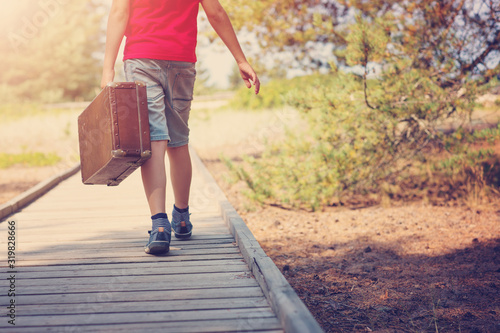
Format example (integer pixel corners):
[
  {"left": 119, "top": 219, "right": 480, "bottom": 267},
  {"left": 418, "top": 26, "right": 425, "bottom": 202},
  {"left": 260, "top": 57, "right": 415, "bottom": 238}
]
[
  {"left": 151, "top": 213, "right": 168, "bottom": 220},
  {"left": 151, "top": 213, "right": 168, "bottom": 230},
  {"left": 174, "top": 205, "right": 189, "bottom": 213}
]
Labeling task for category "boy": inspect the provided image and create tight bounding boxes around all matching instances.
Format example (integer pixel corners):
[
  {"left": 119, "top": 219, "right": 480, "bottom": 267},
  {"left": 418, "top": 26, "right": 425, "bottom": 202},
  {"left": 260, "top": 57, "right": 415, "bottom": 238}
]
[{"left": 101, "top": 0, "right": 260, "bottom": 255}]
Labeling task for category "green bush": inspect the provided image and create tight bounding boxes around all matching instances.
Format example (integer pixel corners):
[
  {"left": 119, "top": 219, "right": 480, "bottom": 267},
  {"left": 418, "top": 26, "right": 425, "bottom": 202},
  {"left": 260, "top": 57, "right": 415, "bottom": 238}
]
[
  {"left": 228, "top": 70, "right": 499, "bottom": 210},
  {"left": 228, "top": 71, "right": 408, "bottom": 210},
  {"left": 228, "top": 74, "right": 336, "bottom": 110},
  {"left": 225, "top": 15, "right": 500, "bottom": 210}
]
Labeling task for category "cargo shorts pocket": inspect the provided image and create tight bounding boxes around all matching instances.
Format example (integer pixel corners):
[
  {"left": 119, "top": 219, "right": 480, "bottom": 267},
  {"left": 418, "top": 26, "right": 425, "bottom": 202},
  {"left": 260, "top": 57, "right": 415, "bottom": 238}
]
[
  {"left": 172, "top": 71, "right": 196, "bottom": 113},
  {"left": 130, "top": 66, "right": 164, "bottom": 102}
]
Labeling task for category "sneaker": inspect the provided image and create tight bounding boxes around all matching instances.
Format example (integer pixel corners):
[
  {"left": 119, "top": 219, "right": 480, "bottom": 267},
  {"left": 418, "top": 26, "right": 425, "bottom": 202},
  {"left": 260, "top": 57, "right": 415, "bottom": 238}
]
[
  {"left": 171, "top": 208, "right": 193, "bottom": 239},
  {"left": 144, "top": 227, "right": 171, "bottom": 254}
]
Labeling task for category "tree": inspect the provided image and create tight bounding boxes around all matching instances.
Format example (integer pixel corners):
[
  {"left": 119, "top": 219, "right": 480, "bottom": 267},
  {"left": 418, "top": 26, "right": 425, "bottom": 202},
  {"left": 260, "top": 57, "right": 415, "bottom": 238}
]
[
  {"left": 0, "top": 0, "right": 106, "bottom": 103},
  {"left": 227, "top": 0, "right": 500, "bottom": 209},
  {"left": 224, "top": 0, "right": 499, "bottom": 78}
]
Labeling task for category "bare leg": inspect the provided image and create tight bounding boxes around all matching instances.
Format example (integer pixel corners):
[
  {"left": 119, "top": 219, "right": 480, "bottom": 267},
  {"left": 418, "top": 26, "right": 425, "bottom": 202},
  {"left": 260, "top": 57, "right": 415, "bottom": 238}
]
[
  {"left": 166, "top": 144, "right": 192, "bottom": 210},
  {"left": 141, "top": 140, "right": 169, "bottom": 215}
]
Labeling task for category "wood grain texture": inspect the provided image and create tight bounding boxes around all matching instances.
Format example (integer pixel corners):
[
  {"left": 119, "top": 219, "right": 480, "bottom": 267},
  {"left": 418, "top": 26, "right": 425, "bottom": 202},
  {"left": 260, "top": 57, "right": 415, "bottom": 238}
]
[{"left": 0, "top": 149, "right": 284, "bottom": 332}]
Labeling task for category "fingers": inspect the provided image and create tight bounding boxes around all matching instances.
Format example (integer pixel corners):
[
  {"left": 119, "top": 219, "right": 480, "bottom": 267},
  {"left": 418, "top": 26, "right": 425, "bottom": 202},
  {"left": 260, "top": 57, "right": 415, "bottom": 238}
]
[
  {"left": 253, "top": 76, "right": 261, "bottom": 95},
  {"left": 245, "top": 79, "right": 260, "bottom": 94},
  {"left": 239, "top": 63, "right": 260, "bottom": 95},
  {"left": 247, "top": 74, "right": 260, "bottom": 95}
]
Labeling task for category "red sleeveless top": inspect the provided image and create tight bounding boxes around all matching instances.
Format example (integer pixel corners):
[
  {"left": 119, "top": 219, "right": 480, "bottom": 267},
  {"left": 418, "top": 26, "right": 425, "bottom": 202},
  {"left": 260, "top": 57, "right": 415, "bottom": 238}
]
[{"left": 124, "top": 0, "right": 201, "bottom": 62}]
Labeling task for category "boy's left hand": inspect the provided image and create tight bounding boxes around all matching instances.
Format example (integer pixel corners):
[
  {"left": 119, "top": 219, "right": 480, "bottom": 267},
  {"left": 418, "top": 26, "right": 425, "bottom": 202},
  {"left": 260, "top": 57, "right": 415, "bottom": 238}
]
[{"left": 239, "top": 62, "right": 260, "bottom": 95}]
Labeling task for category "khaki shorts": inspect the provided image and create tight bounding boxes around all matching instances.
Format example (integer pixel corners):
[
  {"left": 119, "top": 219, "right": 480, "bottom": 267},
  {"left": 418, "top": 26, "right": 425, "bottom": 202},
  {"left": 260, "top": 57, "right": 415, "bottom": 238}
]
[{"left": 124, "top": 59, "right": 196, "bottom": 147}]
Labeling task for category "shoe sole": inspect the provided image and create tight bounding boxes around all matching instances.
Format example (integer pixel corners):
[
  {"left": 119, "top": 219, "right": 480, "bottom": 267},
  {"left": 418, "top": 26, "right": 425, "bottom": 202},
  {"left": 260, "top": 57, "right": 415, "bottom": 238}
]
[
  {"left": 173, "top": 221, "right": 192, "bottom": 239},
  {"left": 145, "top": 241, "right": 170, "bottom": 254},
  {"left": 174, "top": 231, "right": 192, "bottom": 239}
]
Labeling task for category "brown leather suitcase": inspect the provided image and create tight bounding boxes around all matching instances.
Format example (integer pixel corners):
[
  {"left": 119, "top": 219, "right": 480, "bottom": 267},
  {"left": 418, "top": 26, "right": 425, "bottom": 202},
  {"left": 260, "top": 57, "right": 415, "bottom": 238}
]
[{"left": 78, "top": 81, "right": 151, "bottom": 186}]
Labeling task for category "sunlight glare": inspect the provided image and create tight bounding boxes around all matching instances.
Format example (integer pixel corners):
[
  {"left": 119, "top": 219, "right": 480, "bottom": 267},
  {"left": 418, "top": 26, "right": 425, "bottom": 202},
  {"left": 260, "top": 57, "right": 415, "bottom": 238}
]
[{"left": 0, "top": 2, "right": 32, "bottom": 31}]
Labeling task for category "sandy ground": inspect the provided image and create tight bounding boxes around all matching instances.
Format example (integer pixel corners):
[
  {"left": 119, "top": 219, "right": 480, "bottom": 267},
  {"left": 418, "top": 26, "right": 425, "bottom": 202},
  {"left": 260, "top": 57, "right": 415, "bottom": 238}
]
[{"left": 1, "top": 100, "right": 499, "bottom": 332}]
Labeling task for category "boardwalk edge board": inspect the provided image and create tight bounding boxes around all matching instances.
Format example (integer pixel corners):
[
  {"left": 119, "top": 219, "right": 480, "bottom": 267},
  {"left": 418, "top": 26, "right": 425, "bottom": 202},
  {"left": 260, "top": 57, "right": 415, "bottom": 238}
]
[
  {"left": 190, "top": 147, "right": 325, "bottom": 333},
  {"left": 0, "top": 163, "right": 81, "bottom": 221}
]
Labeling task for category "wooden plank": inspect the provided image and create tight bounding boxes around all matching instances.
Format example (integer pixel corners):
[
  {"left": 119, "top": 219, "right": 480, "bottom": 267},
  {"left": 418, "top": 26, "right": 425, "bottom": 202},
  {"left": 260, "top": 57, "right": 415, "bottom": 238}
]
[
  {"left": 10, "top": 227, "right": 230, "bottom": 239},
  {"left": 16, "top": 242, "right": 237, "bottom": 254},
  {"left": 17, "top": 271, "right": 254, "bottom": 288},
  {"left": 16, "top": 238, "right": 236, "bottom": 251},
  {"left": 7, "top": 233, "right": 235, "bottom": 245},
  {"left": 10, "top": 212, "right": 223, "bottom": 223},
  {"left": 16, "top": 297, "right": 270, "bottom": 316},
  {"left": 16, "top": 262, "right": 249, "bottom": 279},
  {"left": 8, "top": 199, "right": 218, "bottom": 216},
  {"left": 16, "top": 286, "right": 265, "bottom": 305},
  {"left": 12, "top": 253, "right": 244, "bottom": 266},
  {"left": 10, "top": 318, "right": 283, "bottom": 333},
  {"left": 16, "top": 243, "right": 237, "bottom": 258},
  {"left": 14, "top": 231, "right": 231, "bottom": 242},
  {"left": 17, "top": 276, "right": 257, "bottom": 294},
  {"left": 0, "top": 149, "right": 285, "bottom": 332},
  {"left": 14, "top": 258, "right": 245, "bottom": 273},
  {"left": 8, "top": 221, "right": 227, "bottom": 231},
  {"left": 7, "top": 307, "right": 276, "bottom": 327},
  {"left": 16, "top": 247, "right": 241, "bottom": 262}
]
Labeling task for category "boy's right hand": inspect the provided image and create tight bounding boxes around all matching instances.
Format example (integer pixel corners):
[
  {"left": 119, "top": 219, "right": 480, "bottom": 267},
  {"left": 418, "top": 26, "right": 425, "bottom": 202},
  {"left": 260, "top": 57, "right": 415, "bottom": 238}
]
[
  {"left": 100, "top": 68, "right": 115, "bottom": 90},
  {"left": 238, "top": 62, "right": 260, "bottom": 95}
]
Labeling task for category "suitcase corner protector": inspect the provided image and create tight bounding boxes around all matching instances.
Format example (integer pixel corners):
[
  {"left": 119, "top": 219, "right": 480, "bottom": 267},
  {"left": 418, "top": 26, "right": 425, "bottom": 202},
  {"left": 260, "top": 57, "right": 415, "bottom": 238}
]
[{"left": 107, "top": 180, "right": 121, "bottom": 186}]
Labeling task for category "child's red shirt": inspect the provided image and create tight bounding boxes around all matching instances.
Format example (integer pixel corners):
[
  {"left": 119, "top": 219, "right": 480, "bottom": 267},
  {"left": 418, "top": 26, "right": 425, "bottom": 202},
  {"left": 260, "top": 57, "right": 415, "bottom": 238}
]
[{"left": 124, "top": 0, "right": 201, "bottom": 63}]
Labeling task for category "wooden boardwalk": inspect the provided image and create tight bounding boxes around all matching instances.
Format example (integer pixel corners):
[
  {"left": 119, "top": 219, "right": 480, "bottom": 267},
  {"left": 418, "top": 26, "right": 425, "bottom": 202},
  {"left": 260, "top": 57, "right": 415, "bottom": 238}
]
[{"left": 0, "top": 149, "right": 323, "bottom": 332}]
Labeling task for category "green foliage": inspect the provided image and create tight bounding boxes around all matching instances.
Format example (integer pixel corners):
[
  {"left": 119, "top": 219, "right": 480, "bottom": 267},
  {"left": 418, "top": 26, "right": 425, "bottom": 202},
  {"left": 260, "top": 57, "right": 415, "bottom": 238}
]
[
  {"left": 226, "top": 0, "right": 499, "bottom": 83},
  {"left": 221, "top": 0, "right": 346, "bottom": 69},
  {"left": 0, "top": 152, "right": 61, "bottom": 169},
  {"left": 227, "top": 9, "right": 500, "bottom": 209},
  {"left": 344, "top": 15, "right": 390, "bottom": 67},
  {"left": 229, "top": 74, "right": 335, "bottom": 110},
  {"left": 229, "top": 72, "right": 401, "bottom": 210},
  {"left": 0, "top": 1, "right": 105, "bottom": 103}
]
